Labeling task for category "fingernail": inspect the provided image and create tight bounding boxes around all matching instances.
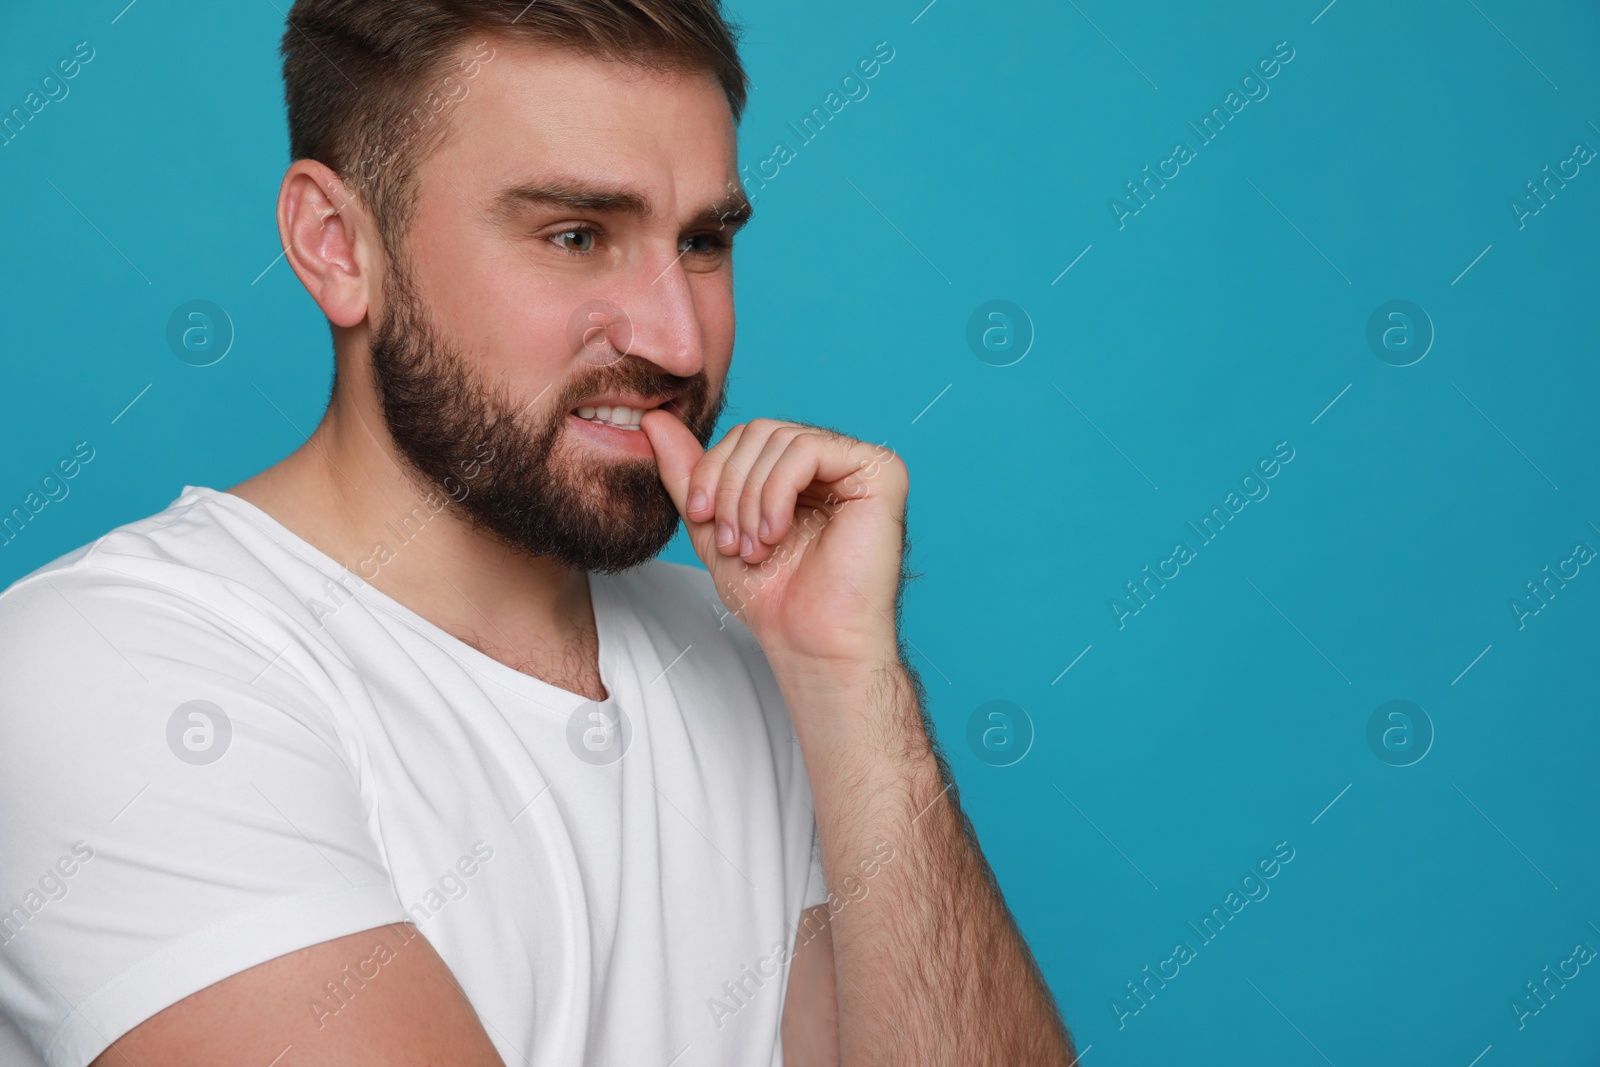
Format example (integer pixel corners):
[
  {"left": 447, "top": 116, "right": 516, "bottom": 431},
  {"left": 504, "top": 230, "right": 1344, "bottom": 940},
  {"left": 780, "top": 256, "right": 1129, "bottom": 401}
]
[
  {"left": 758, "top": 517, "right": 770, "bottom": 541},
  {"left": 690, "top": 489, "right": 708, "bottom": 514},
  {"left": 739, "top": 533, "right": 754, "bottom": 556},
  {"left": 717, "top": 522, "right": 735, "bottom": 548}
]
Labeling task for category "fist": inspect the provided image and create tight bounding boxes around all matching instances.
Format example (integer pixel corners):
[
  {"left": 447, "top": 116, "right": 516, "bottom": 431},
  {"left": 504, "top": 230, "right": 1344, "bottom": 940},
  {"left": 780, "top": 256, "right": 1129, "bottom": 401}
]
[{"left": 641, "top": 411, "right": 908, "bottom": 667}]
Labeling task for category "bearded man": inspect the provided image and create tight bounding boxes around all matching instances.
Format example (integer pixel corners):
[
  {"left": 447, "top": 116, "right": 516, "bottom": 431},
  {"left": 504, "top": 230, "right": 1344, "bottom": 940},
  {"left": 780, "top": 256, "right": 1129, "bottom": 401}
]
[{"left": 0, "top": 2, "right": 1074, "bottom": 1064}]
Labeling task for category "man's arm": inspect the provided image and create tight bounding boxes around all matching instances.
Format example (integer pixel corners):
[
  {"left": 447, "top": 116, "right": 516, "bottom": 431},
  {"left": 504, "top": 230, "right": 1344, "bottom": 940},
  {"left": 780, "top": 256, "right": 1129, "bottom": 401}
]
[
  {"left": 643, "top": 413, "right": 1075, "bottom": 1064},
  {"left": 90, "top": 924, "right": 505, "bottom": 1066},
  {"left": 771, "top": 652, "right": 1075, "bottom": 1064}
]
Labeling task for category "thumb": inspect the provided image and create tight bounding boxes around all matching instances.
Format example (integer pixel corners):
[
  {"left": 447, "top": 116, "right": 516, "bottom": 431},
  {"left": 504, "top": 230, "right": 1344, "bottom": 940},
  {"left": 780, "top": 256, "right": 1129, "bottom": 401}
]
[{"left": 641, "top": 407, "right": 705, "bottom": 518}]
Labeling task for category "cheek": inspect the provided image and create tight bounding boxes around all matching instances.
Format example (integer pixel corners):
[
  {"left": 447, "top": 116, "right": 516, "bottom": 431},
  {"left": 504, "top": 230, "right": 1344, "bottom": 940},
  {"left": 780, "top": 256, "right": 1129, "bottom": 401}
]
[{"left": 408, "top": 238, "right": 574, "bottom": 389}]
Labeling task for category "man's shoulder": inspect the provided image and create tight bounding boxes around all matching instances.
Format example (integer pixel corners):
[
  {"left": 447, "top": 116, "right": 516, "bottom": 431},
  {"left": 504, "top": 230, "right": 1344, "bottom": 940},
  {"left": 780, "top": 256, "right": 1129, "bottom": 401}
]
[
  {"left": 0, "top": 485, "right": 294, "bottom": 674},
  {"left": 0, "top": 486, "right": 349, "bottom": 772}
]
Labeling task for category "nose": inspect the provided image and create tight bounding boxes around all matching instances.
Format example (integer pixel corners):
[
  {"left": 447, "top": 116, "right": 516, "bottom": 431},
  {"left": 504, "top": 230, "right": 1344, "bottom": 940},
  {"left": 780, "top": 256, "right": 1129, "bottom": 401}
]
[{"left": 595, "top": 245, "right": 705, "bottom": 379}]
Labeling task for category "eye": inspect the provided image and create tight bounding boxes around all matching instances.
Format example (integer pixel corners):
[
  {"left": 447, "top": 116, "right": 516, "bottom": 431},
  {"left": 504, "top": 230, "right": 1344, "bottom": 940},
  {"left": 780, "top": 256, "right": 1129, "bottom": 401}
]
[
  {"left": 679, "top": 232, "right": 731, "bottom": 257},
  {"left": 550, "top": 228, "right": 598, "bottom": 255}
]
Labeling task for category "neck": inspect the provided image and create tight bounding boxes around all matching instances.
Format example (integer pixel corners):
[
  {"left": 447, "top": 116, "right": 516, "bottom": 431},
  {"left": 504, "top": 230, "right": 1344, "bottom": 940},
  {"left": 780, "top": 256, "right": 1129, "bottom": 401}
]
[{"left": 227, "top": 363, "right": 599, "bottom": 693}]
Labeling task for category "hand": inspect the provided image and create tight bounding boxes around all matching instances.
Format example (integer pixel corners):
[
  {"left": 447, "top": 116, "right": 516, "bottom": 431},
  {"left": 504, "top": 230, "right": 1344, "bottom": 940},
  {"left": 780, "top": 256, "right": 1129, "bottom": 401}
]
[{"left": 642, "top": 411, "right": 908, "bottom": 669}]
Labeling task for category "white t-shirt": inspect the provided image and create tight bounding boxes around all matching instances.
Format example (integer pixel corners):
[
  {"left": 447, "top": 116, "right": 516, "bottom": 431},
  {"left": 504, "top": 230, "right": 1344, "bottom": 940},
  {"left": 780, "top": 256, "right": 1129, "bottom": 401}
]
[{"left": 0, "top": 485, "right": 827, "bottom": 1067}]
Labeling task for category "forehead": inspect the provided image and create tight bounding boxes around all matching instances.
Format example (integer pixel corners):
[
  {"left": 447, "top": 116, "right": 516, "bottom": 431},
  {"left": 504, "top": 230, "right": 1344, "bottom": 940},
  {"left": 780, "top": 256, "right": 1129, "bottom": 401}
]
[{"left": 423, "top": 36, "right": 739, "bottom": 206}]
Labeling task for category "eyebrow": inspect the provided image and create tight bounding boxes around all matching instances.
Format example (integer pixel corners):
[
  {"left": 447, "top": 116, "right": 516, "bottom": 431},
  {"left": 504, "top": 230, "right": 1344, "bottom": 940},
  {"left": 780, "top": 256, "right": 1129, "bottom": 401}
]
[{"left": 490, "top": 180, "right": 754, "bottom": 234}]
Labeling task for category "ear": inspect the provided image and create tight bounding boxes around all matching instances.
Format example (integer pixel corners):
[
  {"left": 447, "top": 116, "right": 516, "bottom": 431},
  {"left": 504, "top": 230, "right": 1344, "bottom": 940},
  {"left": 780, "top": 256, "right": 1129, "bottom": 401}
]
[{"left": 276, "top": 159, "right": 376, "bottom": 329}]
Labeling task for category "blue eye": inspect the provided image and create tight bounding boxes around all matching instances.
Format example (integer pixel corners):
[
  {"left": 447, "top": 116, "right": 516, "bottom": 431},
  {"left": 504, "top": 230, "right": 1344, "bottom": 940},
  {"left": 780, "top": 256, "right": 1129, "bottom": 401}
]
[{"left": 553, "top": 229, "right": 596, "bottom": 254}]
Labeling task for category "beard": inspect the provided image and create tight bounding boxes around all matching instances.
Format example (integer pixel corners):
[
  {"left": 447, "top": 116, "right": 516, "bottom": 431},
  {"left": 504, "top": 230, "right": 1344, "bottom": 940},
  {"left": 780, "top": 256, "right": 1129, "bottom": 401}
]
[{"left": 367, "top": 258, "right": 725, "bottom": 574}]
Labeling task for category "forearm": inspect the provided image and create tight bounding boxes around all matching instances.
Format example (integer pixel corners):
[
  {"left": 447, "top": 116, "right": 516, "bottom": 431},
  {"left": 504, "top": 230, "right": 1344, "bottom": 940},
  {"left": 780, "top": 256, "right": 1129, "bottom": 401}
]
[{"left": 771, "top": 651, "right": 1076, "bottom": 1065}]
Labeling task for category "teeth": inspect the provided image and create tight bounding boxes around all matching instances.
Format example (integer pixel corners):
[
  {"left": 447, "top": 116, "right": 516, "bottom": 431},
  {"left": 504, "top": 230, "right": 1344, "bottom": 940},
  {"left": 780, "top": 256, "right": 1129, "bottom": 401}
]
[{"left": 575, "top": 403, "right": 646, "bottom": 430}]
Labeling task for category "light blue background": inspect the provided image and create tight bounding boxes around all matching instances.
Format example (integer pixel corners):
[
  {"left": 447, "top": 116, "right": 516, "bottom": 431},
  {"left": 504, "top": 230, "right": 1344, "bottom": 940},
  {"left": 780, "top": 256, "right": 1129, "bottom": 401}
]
[{"left": 3, "top": 1, "right": 1598, "bottom": 1062}]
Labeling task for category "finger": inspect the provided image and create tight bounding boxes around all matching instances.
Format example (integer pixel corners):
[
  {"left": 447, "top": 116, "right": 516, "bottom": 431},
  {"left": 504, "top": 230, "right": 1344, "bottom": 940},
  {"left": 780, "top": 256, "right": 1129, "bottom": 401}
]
[
  {"left": 714, "top": 419, "right": 787, "bottom": 556},
  {"left": 759, "top": 437, "right": 834, "bottom": 550},
  {"left": 640, "top": 408, "right": 706, "bottom": 518},
  {"left": 739, "top": 427, "right": 811, "bottom": 559},
  {"left": 685, "top": 422, "right": 748, "bottom": 530}
]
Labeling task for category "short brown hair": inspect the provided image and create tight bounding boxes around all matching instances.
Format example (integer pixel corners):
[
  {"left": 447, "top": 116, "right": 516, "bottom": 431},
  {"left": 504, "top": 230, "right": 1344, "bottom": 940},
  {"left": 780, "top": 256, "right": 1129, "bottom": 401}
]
[{"left": 280, "top": 0, "right": 749, "bottom": 249}]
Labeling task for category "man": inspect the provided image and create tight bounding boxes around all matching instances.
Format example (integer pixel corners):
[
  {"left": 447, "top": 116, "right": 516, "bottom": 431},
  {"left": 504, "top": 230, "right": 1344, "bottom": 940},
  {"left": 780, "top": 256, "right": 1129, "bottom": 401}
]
[{"left": 0, "top": 1, "right": 1074, "bottom": 1063}]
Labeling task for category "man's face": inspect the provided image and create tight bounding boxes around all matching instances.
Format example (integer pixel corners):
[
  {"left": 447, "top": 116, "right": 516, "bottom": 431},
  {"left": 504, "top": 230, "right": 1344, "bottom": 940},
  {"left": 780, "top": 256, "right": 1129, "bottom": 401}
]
[{"left": 367, "top": 38, "right": 745, "bottom": 573}]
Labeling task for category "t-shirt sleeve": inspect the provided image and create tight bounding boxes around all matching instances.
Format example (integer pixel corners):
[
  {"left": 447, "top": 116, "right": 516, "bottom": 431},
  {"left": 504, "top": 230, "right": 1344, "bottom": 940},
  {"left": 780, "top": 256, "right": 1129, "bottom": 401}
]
[{"left": 0, "top": 571, "right": 409, "bottom": 1067}]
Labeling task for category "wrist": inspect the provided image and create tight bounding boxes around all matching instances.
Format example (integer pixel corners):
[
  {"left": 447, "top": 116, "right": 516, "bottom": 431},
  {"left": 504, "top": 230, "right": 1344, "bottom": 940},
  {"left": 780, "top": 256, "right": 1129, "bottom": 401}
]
[
  {"left": 763, "top": 641, "right": 902, "bottom": 700},
  {"left": 767, "top": 651, "right": 933, "bottom": 769}
]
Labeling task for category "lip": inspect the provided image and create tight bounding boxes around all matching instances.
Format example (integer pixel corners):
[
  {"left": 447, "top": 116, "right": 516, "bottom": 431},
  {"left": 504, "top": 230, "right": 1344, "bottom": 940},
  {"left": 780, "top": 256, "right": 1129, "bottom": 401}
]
[
  {"left": 568, "top": 394, "right": 677, "bottom": 413},
  {"left": 566, "top": 411, "right": 657, "bottom": 458}
]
